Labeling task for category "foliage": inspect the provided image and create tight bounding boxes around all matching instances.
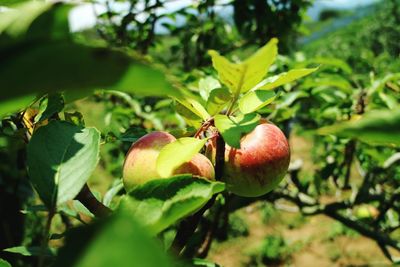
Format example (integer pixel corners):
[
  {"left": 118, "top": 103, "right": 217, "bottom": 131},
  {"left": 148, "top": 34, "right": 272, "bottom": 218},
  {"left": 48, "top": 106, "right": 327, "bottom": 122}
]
[
  {"left": 303, "top": 0, "right": 400, "bottom": 74},
  {"left": 246, "top": 234, "right": 289, "bottom": 266},
  {"left": 1, "top": 0, "right": 400, "bottom": 266}
]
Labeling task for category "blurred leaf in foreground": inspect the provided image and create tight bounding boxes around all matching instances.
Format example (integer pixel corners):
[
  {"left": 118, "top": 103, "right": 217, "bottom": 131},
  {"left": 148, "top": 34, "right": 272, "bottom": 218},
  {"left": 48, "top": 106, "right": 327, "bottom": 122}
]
[
  {"left": 318, "top": 108, "right": 400, "bottom": 146},
  {"left": 55, "top": 208, "right": 175, "bottom": 267},
  {"left": 0, "top": 1, "right": 180, "bottom": 117},
  {"left": 0, "top": 259, "right": 11, "bottom": 267}
]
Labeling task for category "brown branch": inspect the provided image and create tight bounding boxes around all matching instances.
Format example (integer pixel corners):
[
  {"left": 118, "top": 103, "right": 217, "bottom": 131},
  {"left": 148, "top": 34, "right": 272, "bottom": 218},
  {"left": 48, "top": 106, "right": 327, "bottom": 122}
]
[
  {"left": 214, "top": 133, "right": 225, "bottom": 180},
  {"left": 196, "top": 204, "right": 221, "bottom": 258},
  {"left": 75, "top": 184, "right": 112, "bottom": 218},
  {"left": 169, "top": 130, "right": 225, "bottom": 256},
  {"left": 169, "top": 196, "right": 216, "bottom": 255}
]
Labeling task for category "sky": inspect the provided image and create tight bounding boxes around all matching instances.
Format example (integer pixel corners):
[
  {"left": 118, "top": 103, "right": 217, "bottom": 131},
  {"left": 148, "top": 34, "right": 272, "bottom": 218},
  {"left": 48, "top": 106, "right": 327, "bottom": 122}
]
[{"left": 68, "top": 0, "right": 380, "bottom": 32}]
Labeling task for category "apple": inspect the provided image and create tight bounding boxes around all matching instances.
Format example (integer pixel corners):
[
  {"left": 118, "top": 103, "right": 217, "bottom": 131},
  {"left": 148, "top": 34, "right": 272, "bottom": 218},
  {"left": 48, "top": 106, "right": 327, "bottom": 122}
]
[
  {"left": 123, "top": 131, "right": 215, "bottom": 192},
  {"left": 209, "top": 120, "right": 290, "bottom": 197},
  {"left": 354, "top": 205, "right": 379, "bottom": 220}
]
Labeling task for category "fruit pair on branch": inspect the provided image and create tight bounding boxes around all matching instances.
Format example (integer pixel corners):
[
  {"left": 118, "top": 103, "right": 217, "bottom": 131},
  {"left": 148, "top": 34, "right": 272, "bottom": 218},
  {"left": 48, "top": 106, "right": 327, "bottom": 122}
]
[{"left": 122, "top": 119, "right": 290, "bottom": 197}]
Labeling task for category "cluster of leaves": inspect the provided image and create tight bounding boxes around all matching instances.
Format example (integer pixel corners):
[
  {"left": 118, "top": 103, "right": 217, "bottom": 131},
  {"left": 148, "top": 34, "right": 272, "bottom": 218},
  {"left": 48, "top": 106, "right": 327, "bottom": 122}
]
[
  {"left": 94, "top": 0, "right": 311, "bottom": 70},
  {"left": 1, "top": 0, "right": 400, "bottom": 266},
  {"left": 0, "top": 1, "right": 318, "bottom": 266}
]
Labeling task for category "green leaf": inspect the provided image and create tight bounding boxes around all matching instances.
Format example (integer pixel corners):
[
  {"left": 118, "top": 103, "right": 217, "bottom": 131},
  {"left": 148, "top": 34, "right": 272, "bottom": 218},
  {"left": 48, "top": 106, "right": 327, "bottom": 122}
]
[
  {"left": 318, "top": 108, "right": 400, "bottom": 146},
  {"left": 27, "top": 121, "right": 100, "bottom": 209},
  {"left": 239, "top": 90, "right": 276, "bottom": 114},
  {"left": 103, "top": 180, "right": 124, "bottom": 208},
  {"left": 0, "top": 259, "right": 11, "bottom": 267},
  {"left": 256, "top": 67, "right": 318, "bottom": 91},
  {"left": 123, "top": 175, "right": 225, "bottom": 234},
  {"left": 1, "top": 42, "right": 179, "bottom": 102},
  {"left": 0, "top": 2, "right": 180, "bottom": 106},
  {"left": 198, "top": 76, "right": 221, "bottom": 101},
  {"left": 369, "top": 73, "right": 400, "bottom": 94},
  {"left": 276, "top": 91, "right": 308, "bottom": 108},
  {"left": 0, "top": 1, "right": 70, "bottom": 45},
  {"left": 192, "top": 258, "right": 221, "bottom": 267},
  {"left": 206, "top": 88, "right": 232, "bottom": 115},
  {"left": 301, "top": 75, "right": 353, "bottom": 94},
  {"left": 175, "top": 97, "right": 210, "bottom": 121},
  {"left": 156, "top": 137, "right": 207, "bottom": 177},
  {"left": 0, "top": 0, "right": 27, "bottom": 7},
  {"left": 214, "top": 113, "right": 261, "bottom": 148},
  {"left": 3, "top": 246, "right": 55, "bottom": 257},
  {"left": 0, "top": 94, "right": 35, "bottom": 118},
  {"left": 301, "top": 57, "right": 352, "bottom": 74},
  {"left": 209, "top": 38, "right": 278, "bottom": 94},
  {"left": 175, "top": 101, "right": 203, "bottom": 128},
  {"left": 55, "top": 209, "right": 176, "bottom": 267},
  {"left": 35, "top": 93, "right": 64, "bottom": 123}
]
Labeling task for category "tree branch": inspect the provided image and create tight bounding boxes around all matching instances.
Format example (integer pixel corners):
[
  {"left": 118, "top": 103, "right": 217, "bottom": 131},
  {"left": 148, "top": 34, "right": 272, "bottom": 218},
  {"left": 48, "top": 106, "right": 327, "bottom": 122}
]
[
  {"left": 169, "top": 132, "right": 225, "bottom": 256},
  {"left": 75, "top": 184, "right": 112, "bottom": 218}
]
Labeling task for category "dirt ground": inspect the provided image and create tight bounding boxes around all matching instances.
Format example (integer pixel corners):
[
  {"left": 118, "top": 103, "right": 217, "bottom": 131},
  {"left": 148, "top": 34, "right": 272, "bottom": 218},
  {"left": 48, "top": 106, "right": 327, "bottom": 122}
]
[{"left": 207, "top": 205, "right": 395, "bottom": 267}]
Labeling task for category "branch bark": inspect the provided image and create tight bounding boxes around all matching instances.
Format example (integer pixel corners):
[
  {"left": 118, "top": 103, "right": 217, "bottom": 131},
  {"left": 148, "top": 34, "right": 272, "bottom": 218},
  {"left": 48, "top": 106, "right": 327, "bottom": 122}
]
[
  {"left": 75, "top": 184, "right": 112, "bottom": 218},
  {"left": 169, "top": 133, "right": 225, "bottom": 256}
]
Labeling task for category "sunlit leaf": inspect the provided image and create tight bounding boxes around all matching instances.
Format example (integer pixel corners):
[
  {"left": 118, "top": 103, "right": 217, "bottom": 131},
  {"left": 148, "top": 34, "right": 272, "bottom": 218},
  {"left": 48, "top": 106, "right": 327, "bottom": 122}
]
[
  {"left": 198, "top": 76, "right": 221, "bottom": 101},
  {"left": 256, "top": 67, "right": 318, "bottom": 91},
  {"left": 239, "top": 90, "right": 276, "bottom": 114},
  {"left": 175, "top": 102, "right": 203, "bottom": 128},
  {"left": 209, "top": 38, "right": 278, "bottom": 94},
  {"left": 214, "top": 113, "right": 260, "bottom": 148},
  {"left": 123, "top": 175, "right": 225, "bottom": 234},
  {"left": 175, "top": 97, "right": 210, "bottom": 121},
  {"left": 27, "top": 121, "right": 100, "bottom": 209},
  {"left": 206, "top": 87, "right": 231, "bottom": 115},
  {"left": 156, "top": 137, "right": 207, "bottom": 177}
]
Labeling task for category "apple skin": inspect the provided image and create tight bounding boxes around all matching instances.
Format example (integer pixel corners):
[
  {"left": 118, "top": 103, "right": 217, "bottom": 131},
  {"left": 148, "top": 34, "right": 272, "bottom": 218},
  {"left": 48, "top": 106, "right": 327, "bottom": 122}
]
[
  {"left": 123, "top": 131, "right": 215, "bottom": 192},
  {"left": 354, "top": 205, "right": 379, "bottom": 220},
  {"left": 209, "top": 120, "right": 290, "bottom": 197},
  {"left": 174, "top": 153, "right": 215, "bottom": 181}
]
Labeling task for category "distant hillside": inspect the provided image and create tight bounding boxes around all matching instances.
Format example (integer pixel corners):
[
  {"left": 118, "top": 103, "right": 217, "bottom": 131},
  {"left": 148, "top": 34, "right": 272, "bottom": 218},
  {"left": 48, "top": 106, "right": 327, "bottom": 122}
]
[{"left": 299, "top": 3, "right": 376, "bottom": 45}]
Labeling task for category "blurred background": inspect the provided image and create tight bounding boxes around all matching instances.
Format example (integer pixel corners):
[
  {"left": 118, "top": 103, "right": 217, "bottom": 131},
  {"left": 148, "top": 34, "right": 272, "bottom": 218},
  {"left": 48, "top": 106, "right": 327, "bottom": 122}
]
[{"left": 1, "top": 0, "right": 400, "bottom": 266}]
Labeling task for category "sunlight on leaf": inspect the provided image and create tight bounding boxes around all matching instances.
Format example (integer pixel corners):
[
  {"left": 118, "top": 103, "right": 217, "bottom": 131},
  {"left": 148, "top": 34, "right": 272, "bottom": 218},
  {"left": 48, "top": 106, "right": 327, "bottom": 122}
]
[{"left": 157, "top": 137, "right": 207, "bottom": 177}]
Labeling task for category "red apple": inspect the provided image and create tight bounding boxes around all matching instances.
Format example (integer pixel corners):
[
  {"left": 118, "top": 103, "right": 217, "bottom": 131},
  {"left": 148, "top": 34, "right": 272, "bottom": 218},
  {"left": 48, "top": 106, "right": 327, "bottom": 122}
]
[
  {"left": 123, "top": 131, "right": 215, "bottom": 192},
  {"left": 209, "top": 120, "right": 290, "bottom": 197}
]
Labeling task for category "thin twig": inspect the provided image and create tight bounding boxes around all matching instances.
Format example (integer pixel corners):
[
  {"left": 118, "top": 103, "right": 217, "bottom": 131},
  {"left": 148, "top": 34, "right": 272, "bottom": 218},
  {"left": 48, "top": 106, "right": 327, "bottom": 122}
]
[{"left": 38, "top": 210, "right": 54, "bottom": 267}]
